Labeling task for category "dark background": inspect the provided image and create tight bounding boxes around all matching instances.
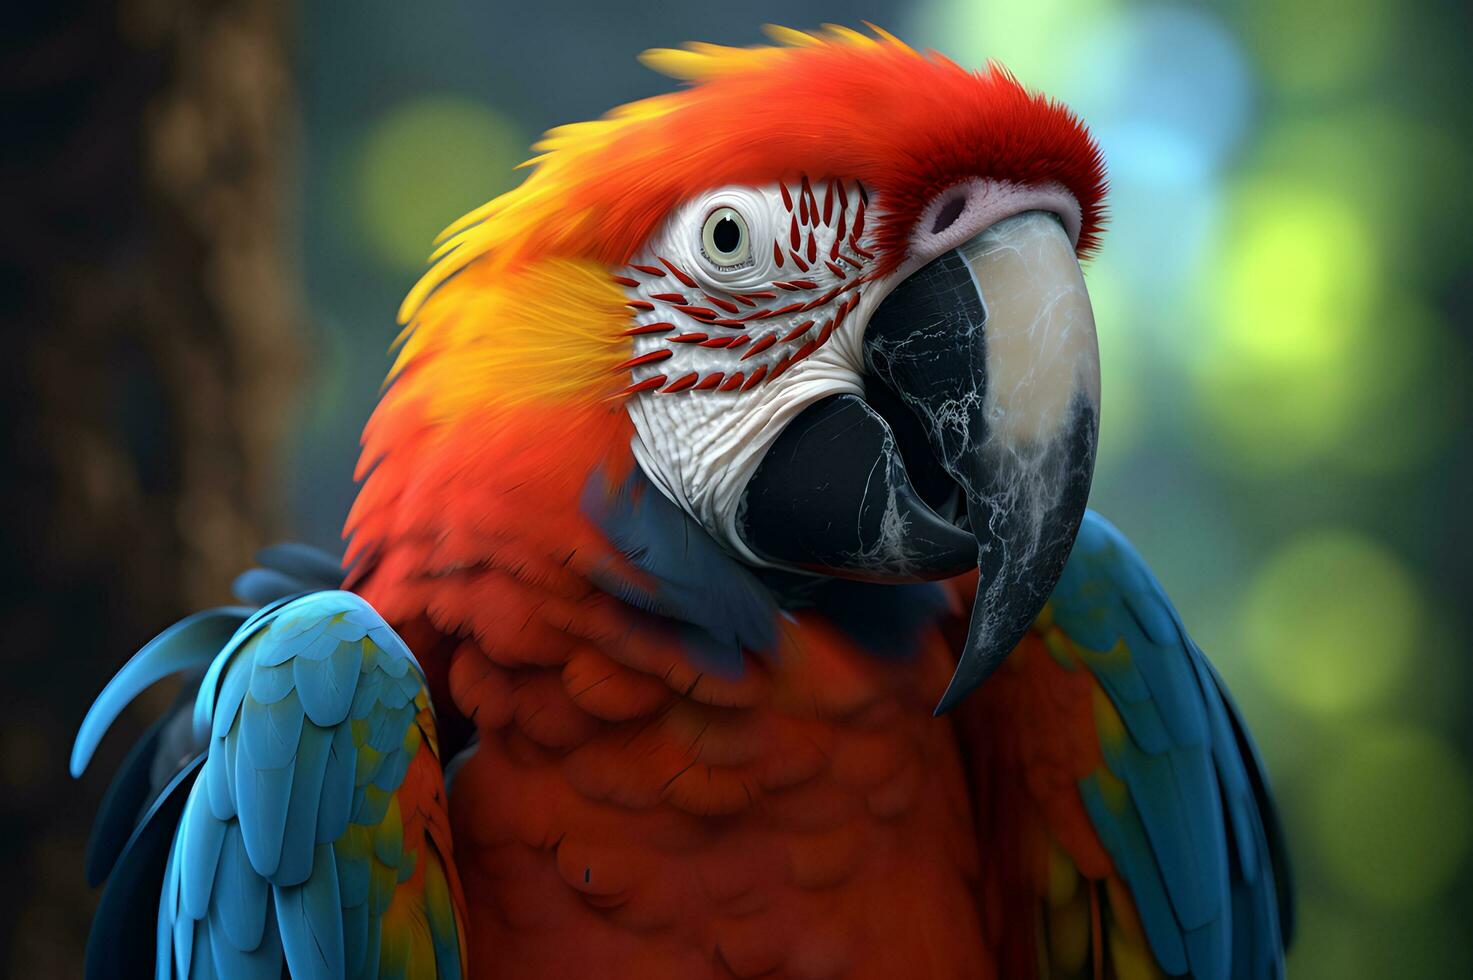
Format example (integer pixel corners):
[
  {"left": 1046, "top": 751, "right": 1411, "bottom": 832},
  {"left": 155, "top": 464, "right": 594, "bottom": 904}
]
[{"left": 5, "top": 1, "right": 1470, "bottom": 976}]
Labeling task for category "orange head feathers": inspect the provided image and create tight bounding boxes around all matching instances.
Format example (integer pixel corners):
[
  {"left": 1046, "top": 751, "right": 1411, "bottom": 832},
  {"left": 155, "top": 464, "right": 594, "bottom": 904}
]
[
  {"left": 402, "top": 24, "right": 1106, "bottom": 328},
  {"left": 349, "top": 25, "right": 1108, "bottom": 578}
]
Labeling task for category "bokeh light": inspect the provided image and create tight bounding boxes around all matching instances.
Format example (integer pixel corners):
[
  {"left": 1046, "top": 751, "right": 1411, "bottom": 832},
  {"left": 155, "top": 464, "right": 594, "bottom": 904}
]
[
  {"left": 1190, "top": 179, "right": 1388, "bottom": 470},
  {"left": 353, "top": 95, "right": 526, "bottom": 271},
  {"left": 1240, "top": 529, "right": 1421, "bottom": 715},
  {"left": 1290, "top": 895, "right": 1473, "bottom": 980},
  {"left": 1237, "top": 0, "right": 1396, "bottom": 96},
  {"left": 908, "top": 0, "right": 1118, "bottom": 94},
  {"left": 1245, "top": 109, "right": 1469, "bottom": 277},
  {"left": 1310, "top": 723, "right": 1473, "bottom": 907}
]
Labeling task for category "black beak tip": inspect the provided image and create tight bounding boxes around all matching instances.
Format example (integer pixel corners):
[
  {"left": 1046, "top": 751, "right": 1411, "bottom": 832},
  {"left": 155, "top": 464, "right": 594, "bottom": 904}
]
[{"left": 931, "top": 635, "right": 1013, "bottom": 715}]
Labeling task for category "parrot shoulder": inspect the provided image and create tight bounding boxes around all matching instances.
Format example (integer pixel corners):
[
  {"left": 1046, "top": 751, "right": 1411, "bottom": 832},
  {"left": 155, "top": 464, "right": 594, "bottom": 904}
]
[{"left": 71, "top": 545, "right": 466, "bottom": 980}]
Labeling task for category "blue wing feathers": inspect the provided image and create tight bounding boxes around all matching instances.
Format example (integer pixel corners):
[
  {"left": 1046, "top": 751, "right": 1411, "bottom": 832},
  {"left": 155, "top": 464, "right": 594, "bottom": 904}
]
[
  {"left": 212, "top": 824, "right": 267, "bottom": 951},
  {"left": 274, "top": 843, "right": 346, "bottom": 978},
  {"left": 296, "top": 640, "right": 365, "bottom": 724},
  {"left": 72, "top": 607, "right": 253, "bottom": 778},
  {"left": 1079, "top": 774, "right": 1192, "bottom": 974},
  {"left": 1057, "top": 512, "right": 1290, "bottom": 979},
  {"left": 240, "top": 688, "right": 306, "bottom": 769},
  {"left": 276, "top": 722, "right": 335, "bottom": 886},
  {"left": 1207, "top": 658, "right": 1295, "bottom": 946},
  {"left": 74, "top": 576, "right": 460, "bottom": 979},
  {"left": 234, "top": 751, "right": 296, "bottom": 878},
  {"left": 318, "top": 722, "right": 358, "bottom": 843},
  {"left": 178, "top": 780, "right": 227, "bottom": 920}
]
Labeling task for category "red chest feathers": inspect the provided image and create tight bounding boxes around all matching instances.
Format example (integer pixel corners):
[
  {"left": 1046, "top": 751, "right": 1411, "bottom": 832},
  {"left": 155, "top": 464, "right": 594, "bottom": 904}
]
[{"left": 435, "top": 605, "right": 990, "bottom": 980}]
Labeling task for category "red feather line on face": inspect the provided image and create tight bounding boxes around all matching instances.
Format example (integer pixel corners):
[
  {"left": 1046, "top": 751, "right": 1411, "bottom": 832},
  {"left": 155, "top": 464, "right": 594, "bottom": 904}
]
[{"left": 613, "top": 177, "right": 877, "bottom": 395}]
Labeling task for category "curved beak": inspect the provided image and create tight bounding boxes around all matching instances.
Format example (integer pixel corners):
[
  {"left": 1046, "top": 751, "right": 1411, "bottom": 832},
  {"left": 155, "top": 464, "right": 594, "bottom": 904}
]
[{"left": 738, "top": 211, "right": 1100, "bottom": 712}]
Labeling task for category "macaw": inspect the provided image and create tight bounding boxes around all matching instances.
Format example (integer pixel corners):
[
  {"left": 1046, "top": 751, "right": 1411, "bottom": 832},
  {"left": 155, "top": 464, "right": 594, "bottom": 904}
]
[{"left": 71, "top": 25, "right": 1292, "bottom": 980}]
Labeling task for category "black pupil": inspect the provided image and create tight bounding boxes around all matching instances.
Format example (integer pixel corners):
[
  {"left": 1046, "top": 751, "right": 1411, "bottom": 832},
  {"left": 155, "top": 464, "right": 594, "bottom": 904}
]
[{"left": 713, "top": 216, "right": 741, "bottom": 254}]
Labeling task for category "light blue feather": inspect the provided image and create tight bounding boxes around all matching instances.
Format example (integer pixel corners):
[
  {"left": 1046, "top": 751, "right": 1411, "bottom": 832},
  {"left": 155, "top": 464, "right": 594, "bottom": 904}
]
[
  {"left": 248, "top": 658, "right": 298, "bottom": 706},
  {"left": 239, "top": 691, "right": 306, "bottom": 771},
  {"left": 275, "top": 723, "right": 334, "bottom": 887},
  {"left": 274, "top": 843, "right": 346, "bottom": 978},
  {"left": 78, "top": 586, "right": 453, "bottom": 980},
  {"left": 178, "top": 781, "right": 226, "bottom": 921},
  {"left": 211, "top": 823, "right": 267, "bottom": 952},
  {"left": 295, "top": 639, "right": 365, "bottom": 726},
  {"left": 316, "top": 722, "right": 357, "bottom": 844}
]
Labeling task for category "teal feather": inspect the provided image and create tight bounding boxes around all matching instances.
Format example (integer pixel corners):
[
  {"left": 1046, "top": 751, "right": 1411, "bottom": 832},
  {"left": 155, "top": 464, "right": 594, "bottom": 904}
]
[
  {"left": 343, "top": 899, "right": 370, "bottom": 978},
  {"left": 295, "top": 639, "right": 365, "bottom": 726},
  {"left": 194, "top": 595, "right": 301, "bottom": 739},
  {"left": 248, "top": 659, "right": 297, "bottom": 706},
  {"left": 211, "top": 823, "right": 267, "bottom": 951},
  {"left": 188, "top": 917, "right": 212, "bottom": 980},
  {"left": 204, "top": 738, "right": 234, "bottom": 822},
  {"left": 274, "top": 722, "right": 334, "bottom": 887},
  {"left": 316, "top": 721, "right": 358, "bottom": 844},
  {"left": 1079, "top": 773, "right": 1189, "bottom": 974},
  {"left": 1060, "top": 512, "right": 1289, "bottom": 980},
  {"left": 234, "top": 750, "right": 296, "bottom": 878},
  {"left": 361, "top": 915, "right": 383, "bottom": 980},
  {"left": 155, "top": 838, "right": 175, "bottom": 980},
  {"left": 274, "top": 843, "right": 346, "bottom": 978},
  {"left": 178, "top": 781, "right": 226, "bottom": 920},
  {"left": 239, "top": 692, "right": 306, "bottom": 770},
  {"left": 212, "top": 655, "right": 253, "bottom": 741},
  {"left": 336, "top": 844, "right": 372, "bottom": 909}
]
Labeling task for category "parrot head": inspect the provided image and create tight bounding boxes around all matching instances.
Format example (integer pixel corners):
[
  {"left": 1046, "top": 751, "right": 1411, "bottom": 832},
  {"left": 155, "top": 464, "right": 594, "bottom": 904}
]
[{"left": 357, "top": 26, "right": 1107, "bottom": 712}]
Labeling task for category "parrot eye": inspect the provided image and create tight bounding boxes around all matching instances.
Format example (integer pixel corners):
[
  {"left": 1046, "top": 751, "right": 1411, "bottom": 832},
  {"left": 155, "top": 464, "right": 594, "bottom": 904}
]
[{"left": 700, "top": 207, "right": 750, "bottom": 267}]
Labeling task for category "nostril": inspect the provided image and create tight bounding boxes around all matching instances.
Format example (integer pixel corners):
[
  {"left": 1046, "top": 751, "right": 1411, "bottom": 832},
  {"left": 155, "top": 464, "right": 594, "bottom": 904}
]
[{"left": 931, "top": 194, "right": 967, "bottom": 235}]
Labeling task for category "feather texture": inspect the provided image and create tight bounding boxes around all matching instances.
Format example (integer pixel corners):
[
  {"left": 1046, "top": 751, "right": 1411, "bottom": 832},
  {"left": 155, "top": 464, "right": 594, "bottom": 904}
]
[
  {"left": 74, "top": 588, "right": 465, "bottom": 980},
  {"left": 959, "top": 511, "right": 1290, "bottom": 979}
]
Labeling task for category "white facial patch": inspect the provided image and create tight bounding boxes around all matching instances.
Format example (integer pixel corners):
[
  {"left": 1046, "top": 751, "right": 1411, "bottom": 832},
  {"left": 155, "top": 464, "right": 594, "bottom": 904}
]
[
  {"left": 618, "top": 180, "right": 881, "bottom": 564},
  {"left": 618, "top": 178, "right": 1086, "bottom": 566}
]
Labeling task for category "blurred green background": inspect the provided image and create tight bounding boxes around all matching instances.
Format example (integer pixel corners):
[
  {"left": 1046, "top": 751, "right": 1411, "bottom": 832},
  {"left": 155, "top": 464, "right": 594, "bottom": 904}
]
[
  {"left": 286, "top": 2, "right": 1472, "bottom": 976},
  {"left": 7, "top": 0, "right": 1469, "bottom": 975}
]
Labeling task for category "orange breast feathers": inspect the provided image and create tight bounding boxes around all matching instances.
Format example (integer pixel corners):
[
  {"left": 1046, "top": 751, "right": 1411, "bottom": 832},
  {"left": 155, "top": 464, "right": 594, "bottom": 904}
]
[{"left": 416, "top": 590, "right": 992, "bottom": 979}]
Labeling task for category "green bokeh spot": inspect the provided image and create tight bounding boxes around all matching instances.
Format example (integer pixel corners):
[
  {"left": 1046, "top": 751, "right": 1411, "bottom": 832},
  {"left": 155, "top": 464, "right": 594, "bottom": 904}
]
[
  {"left": 1191, "top": 178, "right": 1398, "bottom": 472},
  {"left": 1289, "top": 893, "right": 1472, "bottom": 979},
  {"left": 1238, "top": 0, "right": 1395, "bottom": 95},
  {"left": 354, "top": 96, "right": 526, "bottom": 271},
  {"left": 1311, "top": 724, "right": 1473, "bottom": 908},
  {"left": 905, "top": 0, "right": 1118, "bottom": 93},
  {"left": 1241, "top": 529, "right": 1420, "bottom": 715}
]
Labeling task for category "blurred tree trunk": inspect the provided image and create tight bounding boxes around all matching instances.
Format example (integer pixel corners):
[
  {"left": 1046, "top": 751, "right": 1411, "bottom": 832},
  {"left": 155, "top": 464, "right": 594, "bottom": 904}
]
[{"left": 0, "top": 1, "right": 301, "bottom": 973}]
